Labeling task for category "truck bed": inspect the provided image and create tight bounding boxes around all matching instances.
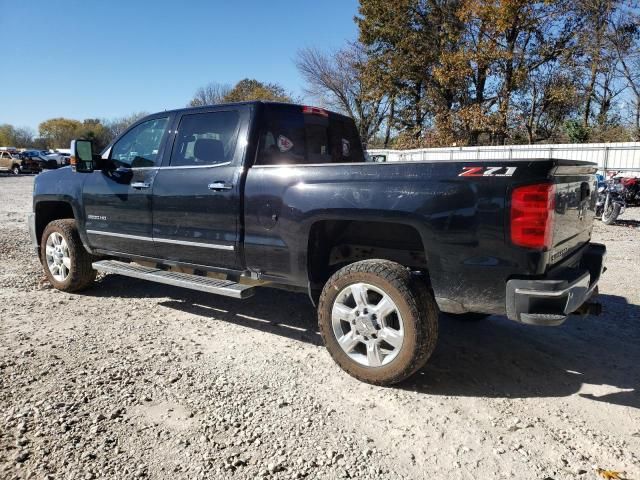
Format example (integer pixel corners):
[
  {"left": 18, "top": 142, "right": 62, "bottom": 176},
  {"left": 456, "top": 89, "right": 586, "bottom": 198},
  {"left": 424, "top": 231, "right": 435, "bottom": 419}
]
[{"left": 243, "top": 158, "right": 598, "bottom": 316}]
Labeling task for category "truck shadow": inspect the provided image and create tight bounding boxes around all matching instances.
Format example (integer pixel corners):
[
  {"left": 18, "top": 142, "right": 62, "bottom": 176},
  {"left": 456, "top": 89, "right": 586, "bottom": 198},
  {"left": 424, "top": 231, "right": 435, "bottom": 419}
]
[
  {"left": 407, "top": 293, "right": 640, "bottom": 409},
  {"left": 614, "top": 219, "right": 640, "bottom": 228},
  {"left": 87, "top": 276, "right": 640, "bottom": 409},
  {"left": 88, "top": 275, "right": 322, "bottom": 345}
]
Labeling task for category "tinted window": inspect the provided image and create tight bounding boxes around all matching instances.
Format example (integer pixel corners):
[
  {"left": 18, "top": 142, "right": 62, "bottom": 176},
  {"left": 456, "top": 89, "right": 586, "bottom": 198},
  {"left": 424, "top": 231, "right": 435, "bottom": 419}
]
[
  {"left": 111, "top": 117, "right": 168, "bottom": 168},
  {"left": 256, "top": 105, "right": 364, "bottom": 165},
  {"left": 170, "top": 111, "right": 240, "bottom": 167}
]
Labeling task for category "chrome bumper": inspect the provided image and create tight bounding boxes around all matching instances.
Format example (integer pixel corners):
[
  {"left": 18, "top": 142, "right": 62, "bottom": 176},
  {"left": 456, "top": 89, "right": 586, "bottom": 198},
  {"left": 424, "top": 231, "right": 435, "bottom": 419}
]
[{"left": 505, "top": 243, "right": 606, "bottom": 326}]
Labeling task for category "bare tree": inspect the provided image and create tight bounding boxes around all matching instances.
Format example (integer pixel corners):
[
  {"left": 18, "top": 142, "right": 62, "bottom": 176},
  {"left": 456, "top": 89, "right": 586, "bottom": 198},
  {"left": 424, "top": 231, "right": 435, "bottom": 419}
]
[
  {"left": 610, "top": 14, "right": 640, "bottom": 136},
  {"left": 188, "top": 82, "right": 232, "bottom": 107},
  {"left": 104, "top": 112, "right": 149, "bottom": 139},
  {"left": 296, "top": 43, "right": 389, "bottom": 147}
]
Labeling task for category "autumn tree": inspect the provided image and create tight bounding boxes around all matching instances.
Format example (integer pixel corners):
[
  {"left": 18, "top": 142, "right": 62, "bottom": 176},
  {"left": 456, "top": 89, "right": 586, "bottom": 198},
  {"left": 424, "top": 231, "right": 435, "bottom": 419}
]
[
  {"left": 357, "top": 0, "right": 467, "bottom": 145},
  {"left": 39, "top": 118, "right": 113, "bottom": 150},
  {"left": 189, "top": 78, "right": 294, "bottom": 107},
  {"left": 38, "top": 118, "right": 82, "bottom": 149},
  {"left": 223, "top": 78, "right": 294, "bottom": 103}
]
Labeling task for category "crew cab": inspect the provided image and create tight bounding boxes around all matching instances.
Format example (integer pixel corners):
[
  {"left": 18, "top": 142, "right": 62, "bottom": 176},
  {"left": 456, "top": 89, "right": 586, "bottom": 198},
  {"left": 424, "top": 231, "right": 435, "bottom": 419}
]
[{"left": 28, "top": 102, "right": 606, "bottom": 385}]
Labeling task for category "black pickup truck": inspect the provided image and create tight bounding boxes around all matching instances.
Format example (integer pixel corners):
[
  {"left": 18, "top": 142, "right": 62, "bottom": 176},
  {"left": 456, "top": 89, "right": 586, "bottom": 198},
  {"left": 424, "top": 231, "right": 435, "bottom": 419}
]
[{"left": 28, "top": 101, "right": 606, "bottom": 385}]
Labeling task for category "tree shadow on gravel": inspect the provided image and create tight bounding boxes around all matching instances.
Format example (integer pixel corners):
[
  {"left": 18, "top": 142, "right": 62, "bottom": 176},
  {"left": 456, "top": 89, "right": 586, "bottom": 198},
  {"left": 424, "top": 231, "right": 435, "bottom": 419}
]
[{"left": 86, "top": 275, "right": 640, "bottom": 409}]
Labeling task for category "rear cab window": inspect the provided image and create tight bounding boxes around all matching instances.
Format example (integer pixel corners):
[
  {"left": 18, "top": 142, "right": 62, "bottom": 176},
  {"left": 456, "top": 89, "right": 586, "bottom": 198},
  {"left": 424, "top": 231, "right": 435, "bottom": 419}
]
[{"left": 256, "top": 104, "right": 364, "bottom": 166}]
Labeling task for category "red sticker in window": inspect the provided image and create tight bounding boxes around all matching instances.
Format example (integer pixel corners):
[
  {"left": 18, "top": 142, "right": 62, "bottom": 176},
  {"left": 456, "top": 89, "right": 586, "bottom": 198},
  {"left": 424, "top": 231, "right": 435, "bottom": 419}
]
[{"left": 277, "top": 135, "right": 293, "bottom": 152}]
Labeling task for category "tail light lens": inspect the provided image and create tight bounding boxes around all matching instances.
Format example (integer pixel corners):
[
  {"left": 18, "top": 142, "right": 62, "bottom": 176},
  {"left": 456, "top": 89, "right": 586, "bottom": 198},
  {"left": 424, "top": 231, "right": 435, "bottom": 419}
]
[{"left": 510, "top": 183, "right": 555, "bottom": 250}]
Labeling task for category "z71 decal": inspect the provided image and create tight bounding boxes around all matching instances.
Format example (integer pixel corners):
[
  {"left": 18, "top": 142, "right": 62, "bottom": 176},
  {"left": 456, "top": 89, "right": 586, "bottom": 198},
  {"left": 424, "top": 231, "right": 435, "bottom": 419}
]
[{"left": 459, "top": 166, "right": 517, "bottom": 177}]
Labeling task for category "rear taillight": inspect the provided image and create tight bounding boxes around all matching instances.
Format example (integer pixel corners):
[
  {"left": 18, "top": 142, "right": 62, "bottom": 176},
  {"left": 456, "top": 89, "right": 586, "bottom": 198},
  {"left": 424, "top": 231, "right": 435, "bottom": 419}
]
[{"left": 510, "top": 183, "right": 555, "bottom": 250}]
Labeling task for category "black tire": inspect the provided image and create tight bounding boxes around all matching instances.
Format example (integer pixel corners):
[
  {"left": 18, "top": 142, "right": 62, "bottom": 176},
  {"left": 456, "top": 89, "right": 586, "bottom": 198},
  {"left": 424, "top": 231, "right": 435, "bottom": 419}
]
[
  {"left": 318, "top": 259, "right": 438, "bottom": 385},
  {"left": 41, "top": 219, "right": 96, "bottom": 292},
  {"left": 445, "top": 312, "right": 490, "bottom": 321},
  {"left": 11, "top": 164, "right": 20, "bottom": 175},
  {"left": 602, "top": 202, "right": 621, "bottom": 225}
]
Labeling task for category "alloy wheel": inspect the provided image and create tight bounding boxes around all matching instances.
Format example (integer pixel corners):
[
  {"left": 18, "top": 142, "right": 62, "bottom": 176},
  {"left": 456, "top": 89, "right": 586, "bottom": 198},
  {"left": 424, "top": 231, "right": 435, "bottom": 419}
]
[
  {"left": 331, "top": 282, "right": 404, "bottom": 367},
  {"left": 45, "top": 232, "right": 71, "bottom": 282}
]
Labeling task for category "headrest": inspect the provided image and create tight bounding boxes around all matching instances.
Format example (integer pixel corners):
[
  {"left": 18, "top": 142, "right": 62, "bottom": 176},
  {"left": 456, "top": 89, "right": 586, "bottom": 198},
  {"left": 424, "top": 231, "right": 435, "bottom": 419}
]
[{"left": 194, "top": 138, "right": 224, "bottom": 162}]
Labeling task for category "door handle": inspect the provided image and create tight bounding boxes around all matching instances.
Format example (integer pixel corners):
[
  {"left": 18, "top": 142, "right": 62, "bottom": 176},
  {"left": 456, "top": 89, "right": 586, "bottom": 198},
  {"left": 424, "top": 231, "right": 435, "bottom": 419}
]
[
  {"left": 208, "top": 181, "right": 233, "bottom": 191},
  {"left": 131, "top": 182, "right": 151, "bottom": 189}
]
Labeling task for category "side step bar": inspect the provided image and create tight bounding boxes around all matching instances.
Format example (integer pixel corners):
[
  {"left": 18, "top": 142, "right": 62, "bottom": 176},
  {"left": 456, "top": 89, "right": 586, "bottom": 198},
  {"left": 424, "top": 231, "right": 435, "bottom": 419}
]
[{"left": 92, "top": 260, "right": 255, "bottom": 299}]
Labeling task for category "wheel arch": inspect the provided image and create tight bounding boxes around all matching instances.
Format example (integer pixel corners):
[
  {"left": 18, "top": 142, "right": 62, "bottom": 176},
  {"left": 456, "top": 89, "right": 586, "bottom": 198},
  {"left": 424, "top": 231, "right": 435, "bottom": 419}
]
[
  {"left": 306, "top": 218, "right": 430, "bottom": 300},
  {"left": 34, "top": 200, "right": 77, "bottom": 246}
]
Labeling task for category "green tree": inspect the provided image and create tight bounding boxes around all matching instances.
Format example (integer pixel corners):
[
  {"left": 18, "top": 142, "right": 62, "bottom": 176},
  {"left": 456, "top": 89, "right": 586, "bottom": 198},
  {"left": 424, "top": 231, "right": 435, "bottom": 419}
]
[{"left": 564, "top": 119, "right": 591, "bottom": 142}]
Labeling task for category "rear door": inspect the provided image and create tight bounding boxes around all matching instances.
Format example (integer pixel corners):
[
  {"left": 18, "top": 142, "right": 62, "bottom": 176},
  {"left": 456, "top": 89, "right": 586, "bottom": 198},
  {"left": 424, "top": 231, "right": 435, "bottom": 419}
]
[
  {"left": 82, "top": 115, "right": 171, "bottom": 256},
  {"left": 151, "top": 106, "right": 251, "bottom": 269}
]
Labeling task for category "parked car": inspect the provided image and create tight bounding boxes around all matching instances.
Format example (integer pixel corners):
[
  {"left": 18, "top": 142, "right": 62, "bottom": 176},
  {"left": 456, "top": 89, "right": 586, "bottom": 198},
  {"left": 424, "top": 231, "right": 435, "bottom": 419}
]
[
  {"left": 20, "top": 150, "right": 59, "bottom": 169},
  {"left": 28, "top": 102, "right": 605, "bottom": 385},
  {"left": 0, "top": 150, "right": 41, "bottom": 174}
]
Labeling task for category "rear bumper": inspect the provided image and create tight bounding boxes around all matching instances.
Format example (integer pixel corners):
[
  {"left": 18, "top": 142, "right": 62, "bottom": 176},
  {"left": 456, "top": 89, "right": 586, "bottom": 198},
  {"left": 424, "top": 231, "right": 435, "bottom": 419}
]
[{"left": 505, "top": 243, "right": 606, "bottom": 326}]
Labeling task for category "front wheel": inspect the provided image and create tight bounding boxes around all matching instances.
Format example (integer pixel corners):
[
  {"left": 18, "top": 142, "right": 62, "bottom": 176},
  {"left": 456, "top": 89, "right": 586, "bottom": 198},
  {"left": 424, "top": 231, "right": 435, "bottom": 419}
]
[
  {"left": 11, "top": 165, "right": 20, "bottom": 175},
  {"left": 41, "top": 219, "right": 96, "bottom": 292},
  {"left": 602, "top": 202, "right": 621, "bottom": 225},
  {"left": 318, "top": 260, "right": 438, "bottom": 385}
]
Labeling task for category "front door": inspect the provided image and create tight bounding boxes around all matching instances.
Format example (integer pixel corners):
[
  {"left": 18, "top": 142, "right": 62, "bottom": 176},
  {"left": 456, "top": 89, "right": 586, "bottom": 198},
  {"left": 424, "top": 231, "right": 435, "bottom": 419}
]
[
  {"left": 152, "top": 107, "right": 248, "bottom": 269},
  {"left": 83, "top": 115, "right": 171, "bottom": 257}
]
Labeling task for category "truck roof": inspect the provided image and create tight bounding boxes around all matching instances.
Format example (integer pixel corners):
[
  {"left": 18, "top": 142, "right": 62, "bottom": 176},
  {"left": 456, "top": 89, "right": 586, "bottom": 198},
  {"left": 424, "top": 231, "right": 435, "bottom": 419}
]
[{"left": 147, "top": 101, "right": 347, "bottom": 119}]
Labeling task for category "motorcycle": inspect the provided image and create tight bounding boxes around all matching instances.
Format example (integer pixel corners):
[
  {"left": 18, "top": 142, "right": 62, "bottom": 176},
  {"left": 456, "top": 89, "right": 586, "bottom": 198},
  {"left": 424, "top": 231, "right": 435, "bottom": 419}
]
[
  {"left": 595, "top": 175, "right": 626, "bottom": 225},
  {"left": 621, "top": 177, "right": 640, "bottom": 205}
]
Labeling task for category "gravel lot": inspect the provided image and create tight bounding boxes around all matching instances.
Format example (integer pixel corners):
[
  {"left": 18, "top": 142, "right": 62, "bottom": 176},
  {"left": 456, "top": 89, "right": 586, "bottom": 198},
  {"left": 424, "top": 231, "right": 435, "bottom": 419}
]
[{"left": 1, "top": 174, "right": 639, "bottom": 480}]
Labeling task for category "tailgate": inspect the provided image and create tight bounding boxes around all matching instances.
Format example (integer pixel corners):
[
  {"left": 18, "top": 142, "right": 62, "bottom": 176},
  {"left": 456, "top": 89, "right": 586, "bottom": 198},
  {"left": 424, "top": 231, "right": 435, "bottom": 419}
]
[{"left": 548, "top": 162, "right": 598, "bottom": 266}]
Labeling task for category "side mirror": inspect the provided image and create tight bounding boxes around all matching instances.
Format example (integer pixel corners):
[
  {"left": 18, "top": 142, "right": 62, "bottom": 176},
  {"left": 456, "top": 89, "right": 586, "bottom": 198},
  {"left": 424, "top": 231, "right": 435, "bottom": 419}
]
[{"left": 70, "top": 139, "right": 94, "bottom": 173}]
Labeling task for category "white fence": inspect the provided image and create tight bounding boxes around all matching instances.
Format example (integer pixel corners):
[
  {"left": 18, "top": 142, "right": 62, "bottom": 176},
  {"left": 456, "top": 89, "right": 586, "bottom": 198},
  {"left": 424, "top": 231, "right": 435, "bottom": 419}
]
[{"left": 367, "top": 142, "right": 640, "bottom": 173}]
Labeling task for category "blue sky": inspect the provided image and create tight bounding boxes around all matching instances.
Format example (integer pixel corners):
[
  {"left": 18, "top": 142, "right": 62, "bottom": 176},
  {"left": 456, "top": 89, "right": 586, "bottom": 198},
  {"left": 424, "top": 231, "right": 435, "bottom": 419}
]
[{"left": 0, "top": 0, "right": 360, "bottom": 131}]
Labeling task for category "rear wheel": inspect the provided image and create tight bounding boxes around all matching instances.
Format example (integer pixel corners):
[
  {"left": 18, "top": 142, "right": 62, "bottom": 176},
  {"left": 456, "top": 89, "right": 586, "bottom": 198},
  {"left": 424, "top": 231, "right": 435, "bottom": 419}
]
[
  {"left": 41, "top": 219, "right": 96, "bottom": 292},
  {"left": 318, "top": 260, "right": 438, "bottom": 385}
]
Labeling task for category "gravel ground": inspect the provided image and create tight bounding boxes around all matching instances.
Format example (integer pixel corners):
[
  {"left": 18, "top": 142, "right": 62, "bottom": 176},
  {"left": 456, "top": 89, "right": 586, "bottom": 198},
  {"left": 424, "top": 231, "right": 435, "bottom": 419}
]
[{"left": 1, "top": 174, "right": 639, "bottom": 480}]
